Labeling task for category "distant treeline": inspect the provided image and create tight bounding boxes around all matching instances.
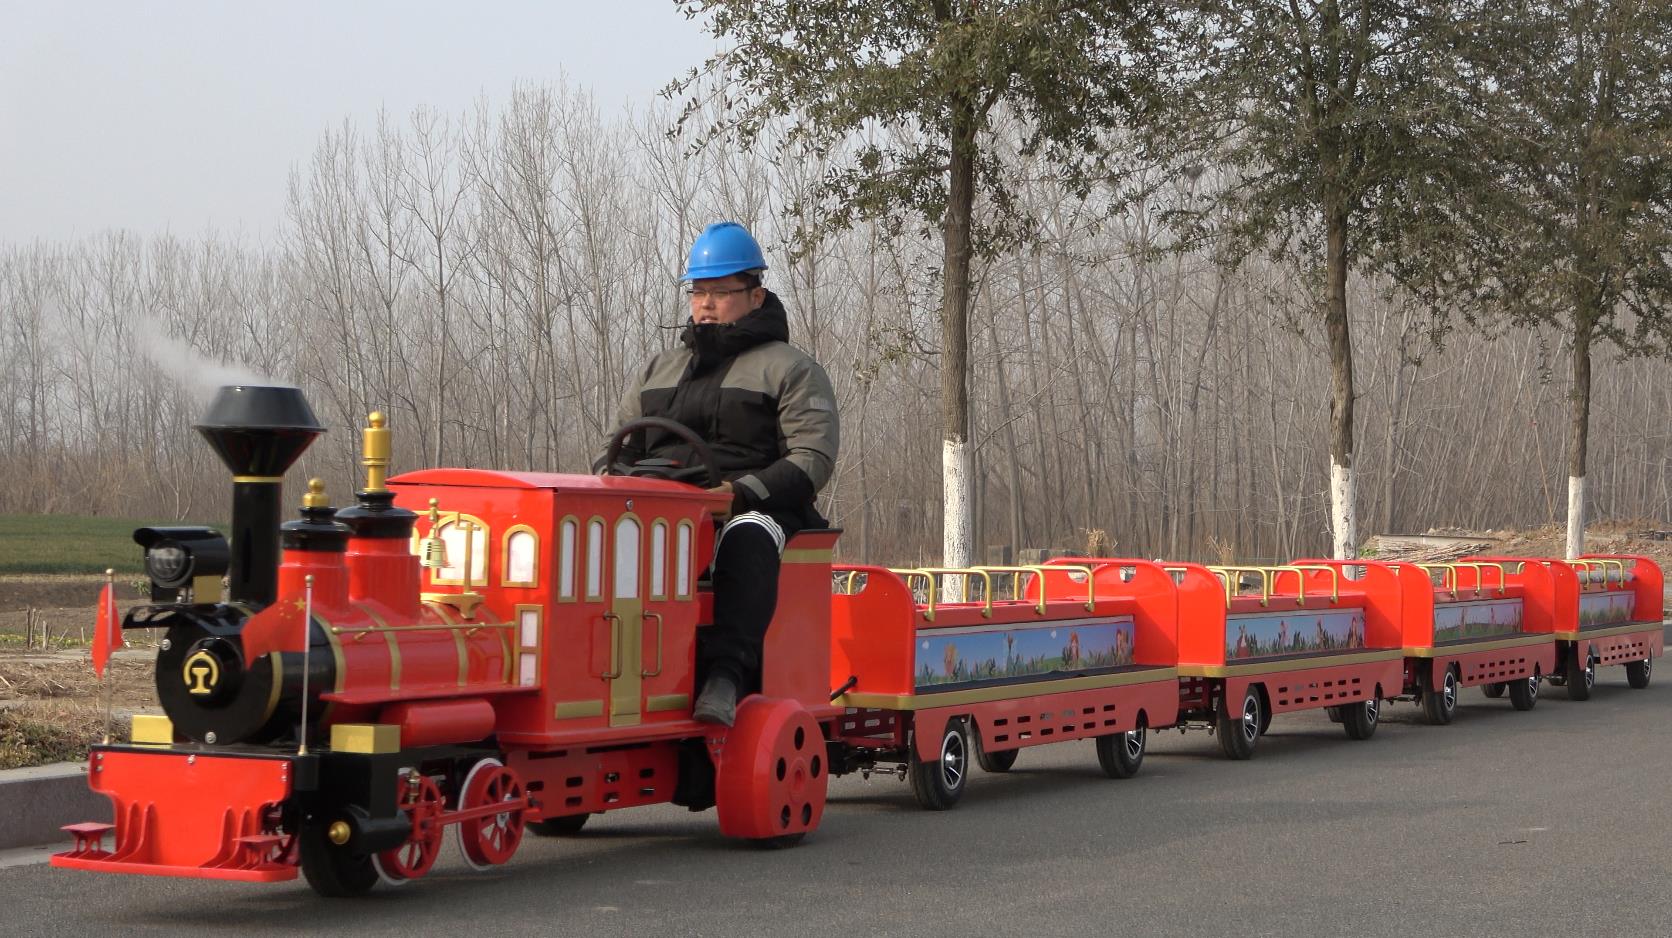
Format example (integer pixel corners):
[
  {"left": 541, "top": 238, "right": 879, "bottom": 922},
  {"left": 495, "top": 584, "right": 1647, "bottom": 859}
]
[{"left": 1, "top": 83, "right": 1667, "bottom": 563}]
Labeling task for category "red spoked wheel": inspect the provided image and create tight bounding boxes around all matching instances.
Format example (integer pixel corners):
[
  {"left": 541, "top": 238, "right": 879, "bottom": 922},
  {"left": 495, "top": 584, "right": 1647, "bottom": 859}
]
[
  {"left": 714, "top": 697, "right": 828, "bottom": 845},
  {"left": 456, "top": 758, "right": 527, "bottom": 871},
  {"left": 373, "top": 772, "right": 446, "bottom": 885}
]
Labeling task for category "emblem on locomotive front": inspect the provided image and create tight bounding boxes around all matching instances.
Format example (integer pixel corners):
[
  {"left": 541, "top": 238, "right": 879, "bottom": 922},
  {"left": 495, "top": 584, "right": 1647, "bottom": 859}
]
[{"left": 183, "top": 649, "right": 221, "bottom": 696}]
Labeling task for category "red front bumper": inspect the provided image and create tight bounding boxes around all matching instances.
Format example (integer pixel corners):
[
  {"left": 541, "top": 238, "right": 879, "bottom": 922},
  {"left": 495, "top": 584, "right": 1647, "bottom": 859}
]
[{"left": 50, "top": 746, "right": 298, "bottom": 883}]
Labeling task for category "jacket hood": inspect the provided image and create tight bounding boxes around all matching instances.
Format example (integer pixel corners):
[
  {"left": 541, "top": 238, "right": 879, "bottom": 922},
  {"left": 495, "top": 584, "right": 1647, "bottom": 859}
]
[{"left": 681, "top": 289, "right": 790, "bottom": 369}]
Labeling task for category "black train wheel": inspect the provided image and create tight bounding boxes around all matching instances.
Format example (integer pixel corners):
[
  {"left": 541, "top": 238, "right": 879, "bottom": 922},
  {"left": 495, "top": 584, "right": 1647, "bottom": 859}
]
[
  {"left": 1216, "top": 686, "right": 1261, "bottom": 760},
  {"left": 1626, "top": 657, "right": 1652, "bottom": 690},
  {"left": 1565, "top": 650, "right": 1595, "bottom": 701},
  {"left": 1341, "top": 694, "right": 1379, "bottom": 741},
  {"left": 299, "top": 814, "right": 378, "bottom": 898},
  {"left": 1508, "top": 673, "right": 1539, "bottom": 711},
  {"left": 1094, "top": 721, "right": 1147, "bottom": 779},
  {"left": 909, "top": 719, "right": 969, "bottom": 810},
  {"left": 1420, "top": 668, "right": 1458, "bottom": 725},
  {"left": 974, "top": 729, "right": 1018, "bottom": 773}
]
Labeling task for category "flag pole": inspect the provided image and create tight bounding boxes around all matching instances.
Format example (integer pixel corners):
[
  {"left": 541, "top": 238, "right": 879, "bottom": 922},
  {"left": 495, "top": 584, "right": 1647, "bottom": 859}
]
[
  {"left": 101, "top": 568, "right": 115, "bottom": 744},
  {"left": 298, "top": 575, "right": 313, "bottom": 756}
]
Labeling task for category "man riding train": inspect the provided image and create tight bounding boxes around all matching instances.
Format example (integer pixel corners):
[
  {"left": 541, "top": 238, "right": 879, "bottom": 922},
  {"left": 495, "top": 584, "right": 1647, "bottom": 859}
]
[{"left": 601, "top": 221, "right": 840, "bottom": 727}]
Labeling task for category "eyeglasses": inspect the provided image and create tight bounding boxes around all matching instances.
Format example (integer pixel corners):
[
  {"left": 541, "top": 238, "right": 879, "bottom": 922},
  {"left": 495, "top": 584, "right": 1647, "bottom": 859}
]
[{"left": 685, "top": 285, "right": 754, "bottom": 302}]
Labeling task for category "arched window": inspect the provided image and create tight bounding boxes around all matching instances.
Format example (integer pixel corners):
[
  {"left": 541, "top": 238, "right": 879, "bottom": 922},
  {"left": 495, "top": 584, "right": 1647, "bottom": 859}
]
[
  {"left": 585, "top": 518, "right": 605, "bottom": 600},
  {"left": 675, "top": 520, "right": 694, "bottom": 599},
  {"left": 649, "top": 520, "right": 668, "bottom": 600},
  {"left": 502, "top": 526, "right": 539, "bottom": 587},
  {"left": 433, "top": 515, "right": 489, "bottom": 586},
  {"left": 557, "top": 517, "right": 578, "bottom": 601},
  {"left": 614, "top": 517, "right": 641, "bottom": 599}
]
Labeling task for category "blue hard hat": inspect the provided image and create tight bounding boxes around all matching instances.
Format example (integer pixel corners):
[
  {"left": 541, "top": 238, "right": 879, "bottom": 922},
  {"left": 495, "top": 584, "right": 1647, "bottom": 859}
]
[{"left": 682, "top": 221, "right": 767, "bottom": 281}]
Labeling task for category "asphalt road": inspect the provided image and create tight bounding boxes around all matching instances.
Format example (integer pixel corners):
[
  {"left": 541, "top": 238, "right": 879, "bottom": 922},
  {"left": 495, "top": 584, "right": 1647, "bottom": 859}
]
[{"left": 3, "top": 667, "right": 1669, "bottom": 937}]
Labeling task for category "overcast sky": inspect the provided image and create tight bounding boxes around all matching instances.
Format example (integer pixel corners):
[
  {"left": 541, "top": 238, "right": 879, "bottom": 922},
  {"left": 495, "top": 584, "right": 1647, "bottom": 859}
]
[{"left": 0, "top": 1, "right": 716, "bottom": 242}]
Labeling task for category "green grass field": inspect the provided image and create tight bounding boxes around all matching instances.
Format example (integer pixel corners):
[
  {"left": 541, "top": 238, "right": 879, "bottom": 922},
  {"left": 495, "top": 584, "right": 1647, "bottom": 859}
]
[{"left": 0, "top": 515, "right": 225, "bottom": 575}]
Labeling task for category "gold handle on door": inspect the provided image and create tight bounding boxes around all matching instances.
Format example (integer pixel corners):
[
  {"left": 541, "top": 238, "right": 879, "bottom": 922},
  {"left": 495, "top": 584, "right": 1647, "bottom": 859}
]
[
  {"left": 600, "top": 612, "right": 622, "bottom": 679},
  {"left": 641, "top": 612, "right": 664, "bottom": 677}
]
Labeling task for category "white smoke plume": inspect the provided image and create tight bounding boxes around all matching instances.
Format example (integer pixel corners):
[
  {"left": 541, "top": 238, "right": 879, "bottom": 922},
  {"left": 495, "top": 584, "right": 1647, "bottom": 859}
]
[{"left": 132, "top": 327, "right": 279, "bottom": 402}]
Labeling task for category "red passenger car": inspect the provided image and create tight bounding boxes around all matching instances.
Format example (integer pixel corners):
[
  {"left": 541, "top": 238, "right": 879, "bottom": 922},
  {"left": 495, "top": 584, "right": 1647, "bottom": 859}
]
[
  {"left": 828, "top": 558, "right": 1181, "bottom": 806},
  {"left": 1167, "top": 562, "right": 1405, "bottom": 757},
  {"left": 1504, "top": 553, "right": 1663, "bottom": 698},
  {"left": 1298, "top": 559, "right": 1558, "bottom": 721}
]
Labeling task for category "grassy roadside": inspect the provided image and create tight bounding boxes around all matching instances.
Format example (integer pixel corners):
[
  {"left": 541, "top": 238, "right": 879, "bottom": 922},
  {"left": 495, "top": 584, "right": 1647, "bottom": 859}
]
[
  {"left": 0, "top": 653, "right": 152, "bottom": 770},
  {"left": 0, "top": 514, "right": 223, "bottom": 576},
  {"left": 0, "top": 702, "right": 131, "bottom": 770}
]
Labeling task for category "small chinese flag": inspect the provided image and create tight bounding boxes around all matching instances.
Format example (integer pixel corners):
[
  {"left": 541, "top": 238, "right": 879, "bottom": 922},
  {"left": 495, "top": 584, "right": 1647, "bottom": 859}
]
[
  {"left": 91, "top": 582, "right": 122, "bottom": 677},
  {"left": 239, "top": 592, "right": 310, "bottom": 663}
]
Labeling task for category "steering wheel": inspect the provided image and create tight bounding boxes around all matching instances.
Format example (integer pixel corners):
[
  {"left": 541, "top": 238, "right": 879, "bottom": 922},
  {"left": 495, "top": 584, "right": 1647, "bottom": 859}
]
[{"left": 600, "top": 417, "right": 721, "bottom": 488}]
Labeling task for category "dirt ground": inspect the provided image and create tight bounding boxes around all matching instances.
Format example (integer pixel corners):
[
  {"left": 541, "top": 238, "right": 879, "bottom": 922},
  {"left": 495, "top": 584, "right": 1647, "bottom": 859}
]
[
  {"left": 1452, "top": 519, "right": 1672, "bottom": 562},
  {"left": 0, "top": 576, "right": 161, "bottom": 712},
  {"left": 0, "top": 577, "right": 155, "bottom": 768},
  {"left": 1412, "top": 521, "right": 1672, "bottom": 602},
  {"left": 0, "top": 651, "right": 152, "bottom": 769}
]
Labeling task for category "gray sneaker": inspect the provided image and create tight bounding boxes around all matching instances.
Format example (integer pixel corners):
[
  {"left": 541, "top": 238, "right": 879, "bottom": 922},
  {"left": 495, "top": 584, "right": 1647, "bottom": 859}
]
[{"left": 692, "top": 674, "right": 739, "bottom": 727}]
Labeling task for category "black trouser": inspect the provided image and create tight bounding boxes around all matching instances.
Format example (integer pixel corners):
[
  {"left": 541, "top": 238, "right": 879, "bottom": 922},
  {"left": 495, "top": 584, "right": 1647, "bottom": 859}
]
[{"left": 699, "top": 511, "right": 799, "bottom": 693}]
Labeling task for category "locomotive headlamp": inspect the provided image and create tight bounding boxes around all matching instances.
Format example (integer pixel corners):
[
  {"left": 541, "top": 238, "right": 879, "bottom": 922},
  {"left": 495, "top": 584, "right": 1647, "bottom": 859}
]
[
  {"left": 133, "top": 526, "right": 230, "bottom": 601},
  {"left": 147, "top": 545, "right": 189, "bottom": 585}
]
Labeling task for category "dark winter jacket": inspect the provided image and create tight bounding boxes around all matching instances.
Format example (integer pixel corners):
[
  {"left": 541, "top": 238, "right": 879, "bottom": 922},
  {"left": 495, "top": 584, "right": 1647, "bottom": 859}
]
[{"left": 605, "top": 290, "right": 839, "bottom": 528}]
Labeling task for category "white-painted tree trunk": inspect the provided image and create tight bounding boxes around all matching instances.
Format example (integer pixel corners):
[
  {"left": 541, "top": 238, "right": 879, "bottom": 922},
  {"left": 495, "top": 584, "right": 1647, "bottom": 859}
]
[
  {"left": 1330, "top": 459, "right": 1356, "bottom": 561},
  {"left": 943, "top": 439, "right": 973, "bottom": 601},
  {"left": 1565, "top": 475, "right": 1585, "bottom": 560}
]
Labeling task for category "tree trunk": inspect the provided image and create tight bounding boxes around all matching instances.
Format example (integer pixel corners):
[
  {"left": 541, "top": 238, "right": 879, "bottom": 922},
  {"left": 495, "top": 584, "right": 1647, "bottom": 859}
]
[
  {"left": 1324, "top": 201, "right": 1357, "bottom": 560},
  {"left": 940, "top": 104, "right": 976, "bottom": 573},
  {"left": 1566, "top": 311, "right": 1594, "bottom": 559}
]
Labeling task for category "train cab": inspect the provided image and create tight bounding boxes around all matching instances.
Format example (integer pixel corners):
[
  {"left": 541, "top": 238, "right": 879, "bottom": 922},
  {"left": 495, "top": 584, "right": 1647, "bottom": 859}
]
[{"left": 389, "top": 468, "right": 730, "bottom": 741}]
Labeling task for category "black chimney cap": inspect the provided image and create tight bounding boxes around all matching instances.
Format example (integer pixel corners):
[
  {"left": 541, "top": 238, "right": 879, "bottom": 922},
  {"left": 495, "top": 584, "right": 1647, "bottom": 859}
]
[{"left": 195, "top": 385, "right": 325, "bottom": 478}]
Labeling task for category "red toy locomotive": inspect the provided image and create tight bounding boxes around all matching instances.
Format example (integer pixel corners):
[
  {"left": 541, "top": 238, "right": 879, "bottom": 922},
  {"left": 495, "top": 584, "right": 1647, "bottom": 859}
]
[{"left": 54, "top": 386, "right": 840, "bottom": 895}]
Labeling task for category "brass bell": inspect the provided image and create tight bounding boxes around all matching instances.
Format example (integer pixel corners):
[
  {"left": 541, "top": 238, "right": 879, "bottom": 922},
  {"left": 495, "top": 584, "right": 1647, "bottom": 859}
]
[
  {"left": 420, "top": 536, "right": 449, "bottom": 570},
  {"left": 420, "top": 498, "right": 449, "bottom": 570}
]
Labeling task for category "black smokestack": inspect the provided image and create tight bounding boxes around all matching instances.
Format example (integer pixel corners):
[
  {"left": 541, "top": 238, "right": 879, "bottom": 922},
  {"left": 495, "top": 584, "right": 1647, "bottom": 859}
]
[{"left": 195, "top": 386, "right": 324, "bottom": 606}]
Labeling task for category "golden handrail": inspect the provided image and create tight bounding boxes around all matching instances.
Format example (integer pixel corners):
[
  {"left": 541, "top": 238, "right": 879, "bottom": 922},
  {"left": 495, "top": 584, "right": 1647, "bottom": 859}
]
[
  {"left": 1414, "top": 563, "right": 1456, "bottom": 593},
  {"left": 886, "top": 563, "right": 1101, "bottom": 618},
  {"left": 1286, "top": 564, "right": 1341, "bottom": 602},
  {"left": 1447, "top": 561, "right": 1505, "bottom": 597},
  {"left": 1264, "top": 565, "right": 1315, "bottom": 606},
  {"left": 958, "top": 566, "right": 1037, "bottom": 613},
  {"left": 888, "top": 568, "right": 939, "bottom": 621},
  {"left": 330, "top": 619, "right": 514, "bottom": 637},
  {"left": 1480, "top": 561, "right": 1507, "bottom": 595},
  {"left": 1206, "top": 566, "right": 1274, "bottom": 607},
  {"left": 973, "top": 564, "right": 1097, "bottom": 613},
  {"left": 1447, "top": 562, "right": 1485, "bottom": 596},
  {"left": 1574, "top": 557, "right": 1627, "bottom": 587},
  {"left": 965, "top": 566, "right": 1046, "bottom": 613},
  {"left": 913, "top": 567, "right": 996, "bottom": 618}
]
